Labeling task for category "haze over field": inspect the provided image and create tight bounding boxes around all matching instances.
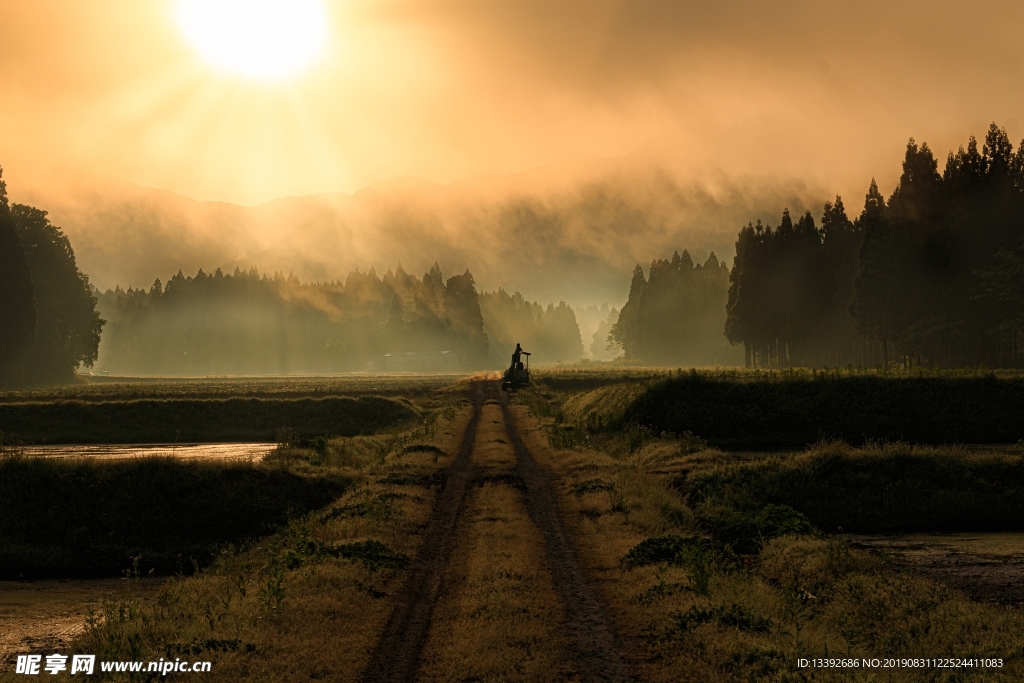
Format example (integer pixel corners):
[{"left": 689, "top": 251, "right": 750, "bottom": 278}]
[{"left": 3, "top": 0, "right": 1024, "bottom": 305}]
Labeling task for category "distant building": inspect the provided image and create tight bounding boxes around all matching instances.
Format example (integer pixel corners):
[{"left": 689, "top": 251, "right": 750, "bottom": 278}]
[{"left": 366, "top": 351, "right": 460, "bottom": 372}]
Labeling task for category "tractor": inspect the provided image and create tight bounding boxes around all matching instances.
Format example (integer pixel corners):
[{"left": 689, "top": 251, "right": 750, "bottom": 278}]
[{"left": 501, "top": 351, "right": 530, "bottom": 391}]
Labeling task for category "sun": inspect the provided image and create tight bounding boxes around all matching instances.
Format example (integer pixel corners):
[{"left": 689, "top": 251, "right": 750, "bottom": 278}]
[{"left": 177, "top": 0, "right": 328, "bottom": 80}]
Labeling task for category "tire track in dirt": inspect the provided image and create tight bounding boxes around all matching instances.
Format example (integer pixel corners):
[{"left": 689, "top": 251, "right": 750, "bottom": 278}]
[
  {"left": 360, "top": 383, "right": 483, "bottom": 683},
  {"left": 499, "top": 387, "right": 634, "bottom": 683}
]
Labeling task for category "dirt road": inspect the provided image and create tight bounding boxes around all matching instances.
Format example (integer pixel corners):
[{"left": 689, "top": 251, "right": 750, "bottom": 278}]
[{"left": 361, "top": 381, "right": 631, "bottom": 682}]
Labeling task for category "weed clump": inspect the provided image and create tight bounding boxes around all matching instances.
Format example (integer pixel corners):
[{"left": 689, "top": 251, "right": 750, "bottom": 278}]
[
  {"left": 622, "top": 535, "right": 714, "bottom": 568},
  {"left": 570, "top": 478, "right": 615, "bottom": 496},
  {"left": 699, "top": 504, "right": 815, "bottom": 554},
  {"left": 665, "top": 603, "right": 772, "bottom": 638},
  {"left": 328, "top": 540, "right": 410, "bottom": 571}
]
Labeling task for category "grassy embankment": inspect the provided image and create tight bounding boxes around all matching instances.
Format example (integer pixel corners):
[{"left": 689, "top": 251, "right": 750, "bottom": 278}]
[
  {"left": 549, "top": 367, "right": 1024, "bottom": 448},
  {"left": 0, "top": 391, "right": 421, "bottom": 579},
  {"left": 0, "top": 395, "right": 416, "bottom": 444},
  {"left": 0, "top": 384, "right": 470, "bottom": 683},
  {"left": 512, "top": 372, "right": 1024, "bottom": 681},
  {"left": 0, "top": 457, "right": 351, "bottom": 579},
  {"left": 0, "top": 374, "right": 457, "bottom": 403}
]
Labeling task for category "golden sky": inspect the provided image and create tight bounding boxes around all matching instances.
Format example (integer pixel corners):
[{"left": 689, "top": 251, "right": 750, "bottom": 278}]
[{"left": 1, "top": 0, "right": 1022, "bottom": 205}]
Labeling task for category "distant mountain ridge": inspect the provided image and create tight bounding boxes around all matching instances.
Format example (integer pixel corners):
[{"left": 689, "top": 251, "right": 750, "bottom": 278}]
[{"left": 10, "top": 159, "right": 825, "bottom": 306}]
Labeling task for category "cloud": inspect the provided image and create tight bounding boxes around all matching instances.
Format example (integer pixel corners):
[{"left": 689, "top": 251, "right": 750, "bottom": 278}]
[{"left": 2, "top": 0, "right": 1022, "bottom": 205}]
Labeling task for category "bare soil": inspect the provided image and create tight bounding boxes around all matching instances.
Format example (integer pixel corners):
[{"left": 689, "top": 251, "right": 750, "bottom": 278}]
[
  {"left": 417, "top": 400, "right": 579, "bottom": 681},
  {"left": 848, "top": 533, "right": 1024, "bottom": 606},
  {"left": 361, "top": 380, "right": 632, "bottom": 682},
  {"left": 360, "top": 383, "right": 484, "bottom": 683},
  {"left": 0, "top": 578, "right": 165, "bottom": 666},
  {"left": 501, "top": 392, "right": 633, "bottom": 683}
]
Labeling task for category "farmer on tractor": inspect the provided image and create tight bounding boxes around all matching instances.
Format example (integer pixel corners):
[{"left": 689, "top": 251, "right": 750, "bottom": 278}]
[{"left": 502, "top": 343, "right": 531, "bottom": 391}]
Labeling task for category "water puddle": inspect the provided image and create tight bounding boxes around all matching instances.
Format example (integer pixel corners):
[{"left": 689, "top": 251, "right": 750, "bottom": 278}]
[
  {"left": 22, "top": 443, "right": 277, "bottom": 462},
  {"left": 848, "top": 533, "right": 1024, "bottom": 606}
]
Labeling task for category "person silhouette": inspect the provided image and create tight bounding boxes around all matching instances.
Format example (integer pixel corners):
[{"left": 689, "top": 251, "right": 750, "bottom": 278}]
[{"left": 510, "top": 343, "right": 522, "bottom": 371}]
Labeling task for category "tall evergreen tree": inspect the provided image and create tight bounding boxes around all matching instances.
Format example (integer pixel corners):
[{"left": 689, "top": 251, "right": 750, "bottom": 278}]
[
  {"left": 608, "top": 264, "right": 647, "bottom": 358},
  {"left": 850, "top": 179, "right": 900, "bottom": 367},
  {"left": 0, "top": 167, "right": 37, "bottom": 386}
]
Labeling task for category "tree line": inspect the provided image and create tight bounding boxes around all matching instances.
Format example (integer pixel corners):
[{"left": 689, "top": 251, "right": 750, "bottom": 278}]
[
  {"left": 479, "top": 289, "right": 583, "bottom": 364},
  {"left": 608, "top": 251, "right": 739, "bottom": 366},
  {"left": 96, "top": 263, "right": 585, "bottom": 374},
  {"left": 603, "top": 124, "right": 1024, "bottom": 369},
  {"left": 725, "top": 124, "right": 1024, "bottom": 368},
  {"left": 0, "top": 167, "right": 104, "bottom": 387}
]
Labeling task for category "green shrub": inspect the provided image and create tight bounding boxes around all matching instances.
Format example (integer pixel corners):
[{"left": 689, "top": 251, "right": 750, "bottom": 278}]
[
  {"left": 699, "top": 504, "right": 815, "bottom": 554},
  {"left": 621, "top": 535, "right": 716, "bottom": 568},
  {"left": 686, "top": 443, "right": 1024, "bottom": 532}
]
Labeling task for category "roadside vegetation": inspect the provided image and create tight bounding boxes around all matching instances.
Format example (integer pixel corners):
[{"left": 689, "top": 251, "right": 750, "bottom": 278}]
[
  {"left": 513, "top": 374, "right": 1024, "bottom": 681},
  {"left": 686, "top": 441, "right": 1024, "bottom": 533},
  {"left": 545, "top": 367, "right": 1024, "bottom": 448}
]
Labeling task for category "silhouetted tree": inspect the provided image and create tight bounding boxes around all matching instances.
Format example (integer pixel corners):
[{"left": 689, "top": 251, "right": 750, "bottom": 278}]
[
  {"left": 442, "top": 270, "right": 488, "bottom": 366},
  {"left": 479, "top": 289, "right": 583, "bottom": 363},
  {"left": 608, "top": 264, "right": 647, "bottom": 357},
  {"left": 2, "top": 190, "right": 103, "bottom": 384},
  {"left": 729, "top": 124, "right": 1024, "bottom": 369},
  {"left": 0, "top": 167, "right": 37, "bottom": 386},
  {"left": 613, "top": 251, "right": 735, "bottom": 365}
]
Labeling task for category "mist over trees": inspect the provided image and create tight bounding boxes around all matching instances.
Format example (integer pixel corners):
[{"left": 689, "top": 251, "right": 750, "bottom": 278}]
[
  {"left": 608, "top": 251, "right": 738, "bottom": 365},
  {"left": 0, "top": 167, "right": 103, "bottom": 387},
  {"left": 480, "top": 290, "right": 583, "bottom": 364},
  {"left": 96, "top": 264, "right": 589, "bottom": 374},
  {"left": 725, "top": 202, "right": 863, "bottom": 367},
  {"left": 578, "top": 303, "right": 618, "bottom": 360},
  {"left": 727, "top": 124, "right": 1024, "bottom": 368}
]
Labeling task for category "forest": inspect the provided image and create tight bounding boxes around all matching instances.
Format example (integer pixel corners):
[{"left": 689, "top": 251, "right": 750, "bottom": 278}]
[
  {"left": 726, "top": 124, "right": 1024, "bottom": 369},
  {"left": 607, "top": 251, "right": 740, "bottom": 366},
  {"left": 4, "top": 124, "right": 1024, "bottom": 384},
  {"left": 94, "top": 264, "right": 585, "bottom": 375}
]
